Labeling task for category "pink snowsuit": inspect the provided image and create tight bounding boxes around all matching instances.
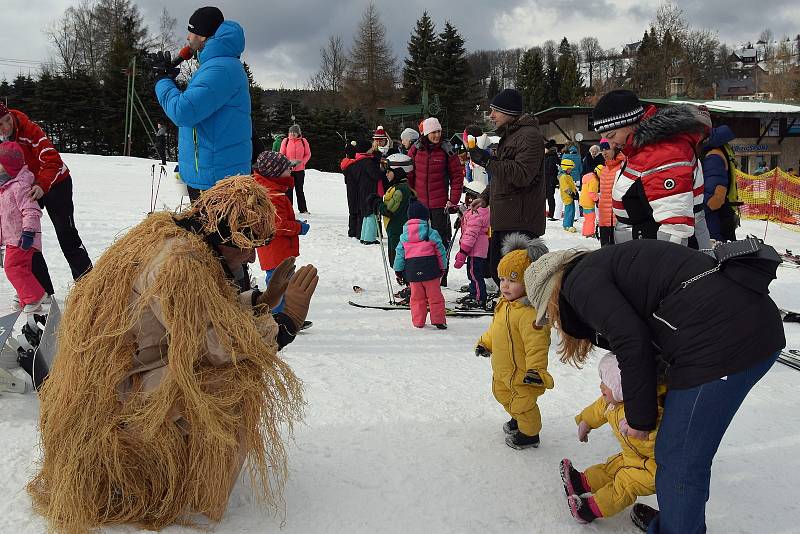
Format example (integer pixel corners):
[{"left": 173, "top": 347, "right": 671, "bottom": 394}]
[{"left": 0, "top": 165, "right": 45, "bottom": 305}]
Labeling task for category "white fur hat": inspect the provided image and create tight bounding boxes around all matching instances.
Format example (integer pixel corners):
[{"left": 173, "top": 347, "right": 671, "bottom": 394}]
[{"left": 598, "top": 352, "right": 623, "bottom": 403}]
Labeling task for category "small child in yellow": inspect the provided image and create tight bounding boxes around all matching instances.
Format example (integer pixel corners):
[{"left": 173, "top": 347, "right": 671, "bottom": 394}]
[
  {"left": 559, "top": 159, "right": 578, "bottom": 232},
  {"left": 560, "top": 352, "right": 662, "bottom": 524},
  {"left": 475, "top": 234, "right": 552, "bottom": 449}
]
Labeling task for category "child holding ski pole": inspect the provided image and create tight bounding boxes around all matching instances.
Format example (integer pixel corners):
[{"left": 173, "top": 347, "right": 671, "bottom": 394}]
[
  {"left": 453, "top": 181, "right": 490, "bottom": 310},
  {"left": 394, "top": 201, "right": 447, "bottom": 329},
  {"left": 475, "top": 234, "right": 552, "bottom": 449},
  {"left": 561, "top": 352, "right": 663, "bottom": 525},
  {"left": 0, "top": 142, "right": 47, "bottom": 313}
]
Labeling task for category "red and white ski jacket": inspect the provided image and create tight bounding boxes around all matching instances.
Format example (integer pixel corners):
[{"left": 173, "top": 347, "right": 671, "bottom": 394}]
[
  {"left": 8, "top": 110, "right": 70, "bottom": 195},
  {"left": 613, "top": 105, "right": 710, "bottom": 245}
]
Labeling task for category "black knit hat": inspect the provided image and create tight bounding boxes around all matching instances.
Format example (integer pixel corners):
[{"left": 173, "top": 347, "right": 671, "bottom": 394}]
[
  {"left": 188, "top": 6, "right": 224, "bottom": 37},
  {"left": 407, "top": 200, "right": 429, "bottom": 220},
  {"left": 256, "top": 150, "right": 290, "bottom": 177},
  {"left": 490, "top": 89, "right": 523, "bottom": 116},
  {"left": 592, "top": 89, "right": 645, "bottom": 133}
]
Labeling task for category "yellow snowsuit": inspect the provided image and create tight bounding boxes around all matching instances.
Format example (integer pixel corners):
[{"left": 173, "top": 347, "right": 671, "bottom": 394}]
[
  {"left": 478, "top": 297, "right": 552, "bottom": 436},
  {"left": 579, "top": 174, "right": 599, "bottom": 210},
  {"left": 575, "top": 390, "right": 664, "bottom": 518},
  {"left": 559, "top": 172, "right": 578, "bottom": 204}
]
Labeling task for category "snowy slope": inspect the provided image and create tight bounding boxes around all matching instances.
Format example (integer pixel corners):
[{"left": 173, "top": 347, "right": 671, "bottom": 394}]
[{"left": 1, "top": 154, "right": 799, "bottom": 534}]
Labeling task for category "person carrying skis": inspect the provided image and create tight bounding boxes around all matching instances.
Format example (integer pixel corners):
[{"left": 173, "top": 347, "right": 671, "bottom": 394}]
[
  {"left": 453, "top": 181, "right": 491, "bottom": 310},
  {"left": 394, "top": 201, "right": 448, "bottom": 329},
  {"left": 0, "top": 142, "right": 47, "bottom": 313},
  {"left": 475, "top": 234, "right": 552, "bottom": 449},
  {"left": 253, "top": 151, "right": 310, "bottom": 315},
  {"left": 561, "top": 352, "right": 663, "bottom": 524}
]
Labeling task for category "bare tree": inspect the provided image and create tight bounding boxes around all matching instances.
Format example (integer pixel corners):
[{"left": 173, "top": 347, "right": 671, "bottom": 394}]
[
  {"left": 757, "top": 29, "right": 775, "bottom": 62},
  {"left": 156, "top": 7, "right": 178, "bottom": 52},
  {"left": 45, "top": 8, "right": 81, "bottom": 76},
  {"left": 579, "top": 36, "right": 602, "bottom": 89},
  {"left": 309, "top": 35, "right": 348, "bottom": 106},
  {"left": 683, "top": 29, "right": 719, "bottom": 97}
]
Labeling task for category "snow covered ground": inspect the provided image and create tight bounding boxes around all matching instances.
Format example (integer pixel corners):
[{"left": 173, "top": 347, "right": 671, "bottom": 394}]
[{"left": 1, "top": 154, "right": 799, "bottom": 533}]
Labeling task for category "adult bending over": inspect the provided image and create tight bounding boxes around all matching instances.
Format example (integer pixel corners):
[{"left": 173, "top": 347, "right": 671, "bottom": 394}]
[
  {"left": 29, "top": 175, "right": 317, "bottom": 532},
  {"left": 523, "top": 239, "right": 784, "bottom": 534}
]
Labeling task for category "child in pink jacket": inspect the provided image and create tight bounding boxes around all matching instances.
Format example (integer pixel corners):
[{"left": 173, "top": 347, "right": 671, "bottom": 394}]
[
  {"left": 453, "top": 181, "right": 491, "bottom": 309},
  {"left": 279, "top": 124, "right": 312, "bottom": 214},
  {"left": 394, "top": 201, "right": 448, "bottom": 329},
  {"left": 0, "top": 142, "right": 46, "bottom": 312}
]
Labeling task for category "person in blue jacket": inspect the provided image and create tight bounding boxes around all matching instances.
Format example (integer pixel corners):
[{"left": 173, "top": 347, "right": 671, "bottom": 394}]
[
  {"left": 562, "top": 144, "right": 583, "bottom": 186},
  {"left": 701, "top": 125, "right": 738, "bottom": 242},
  {"left": 155, "top": 7, "right": 251, "bottom": 201}
]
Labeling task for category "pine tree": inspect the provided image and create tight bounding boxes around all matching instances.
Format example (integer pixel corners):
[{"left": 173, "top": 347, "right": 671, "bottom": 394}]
[
  {"left": 430, "top": 21, "right": 476, "bottom": 131},
  {"left": 557, "top": 37, "right": 584, "bottom": 105},
  {"left": 403, "top": 11, "right": 437, "bottom": 105},
  {"left": 517, "top": 47, "right": 546, "bottom": 113},
  {"left": 344, "top": 2, "right": 397, "bottom": 123},
  {"left": 244, "top": 63, "right": 269, "bottom": 144},
  {"left": 543, "top": 43, "right": 559, "bottom": 108},
  {"left": 487, "top": 75, "right": 500, "bottom": 101}
]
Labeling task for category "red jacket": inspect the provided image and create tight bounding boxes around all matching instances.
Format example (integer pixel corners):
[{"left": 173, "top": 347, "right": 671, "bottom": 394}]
[
  {"left": 407, "top": 139, "right": 464, "bottom": 209},
  {"left": 8, "top": 110, "right": 70, "bottom": 194},
  {"left": 254, "top": 173, "right": 301, "bottom": 271}
]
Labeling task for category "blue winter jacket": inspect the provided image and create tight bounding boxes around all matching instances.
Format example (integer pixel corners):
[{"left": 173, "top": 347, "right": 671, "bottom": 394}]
[
  {"left": 563, "top": 146, "right": 583, "bottom": 185},
  {"left": 702, "top": 125, "right": 736, "bottom": 239},
  {"left": 156, "top": 21, "right": 251, "bottom": 191}
]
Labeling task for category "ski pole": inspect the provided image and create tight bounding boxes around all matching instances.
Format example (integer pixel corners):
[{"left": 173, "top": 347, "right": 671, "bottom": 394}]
[
  {"left": 376, "top": 210, "right": 395, "bottom": 304},
  {"left": 150, "top": 164, "right": 156, "bottom": 213}
]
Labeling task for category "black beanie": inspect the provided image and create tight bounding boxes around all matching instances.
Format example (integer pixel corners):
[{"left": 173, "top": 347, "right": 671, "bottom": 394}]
[
  {"left": 592, "top": 89, "right": 645, "bottom": 133},
  {"left": 188, "top": 6, "right": 224, "bottom": 38},
  {"left": 407, "top": 200, "right": 429, "bottom": 221},
  {"left": 490, "top": 89, "right": 523, "bottom": 116}
]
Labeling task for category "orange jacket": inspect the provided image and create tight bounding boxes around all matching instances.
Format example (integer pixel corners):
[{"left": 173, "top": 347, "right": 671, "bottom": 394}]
[
  {"left": 8, "top": 110, "right": 70, "bottom": 194},
  {"left": 598, "top": 153, "right": 625, "bottom": 227},
  {"left": 254, "top": 173, "right": 301, "bottom": 270}
]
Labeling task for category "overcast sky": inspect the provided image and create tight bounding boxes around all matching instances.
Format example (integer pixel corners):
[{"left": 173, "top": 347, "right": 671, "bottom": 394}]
[{"left": 2, "top": 0, "right": 800, "bottom": 88}]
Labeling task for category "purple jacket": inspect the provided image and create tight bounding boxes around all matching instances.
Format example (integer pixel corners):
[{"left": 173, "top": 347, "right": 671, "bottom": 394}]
[
  {"left": 458, "top": 206, "right": 490, "bottom": 258},
  {"left": 0, "top": 166, "right": 42, "bottom": 250}
]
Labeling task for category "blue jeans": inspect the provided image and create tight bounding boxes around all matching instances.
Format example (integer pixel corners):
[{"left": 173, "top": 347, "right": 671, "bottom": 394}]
[
  {"left": 563, "top": 202, "right": 575, "bottom": 229},
  {"left": 648, "top": 351, "right": 780, "bottom": 534},
  {"left": 466, "top": 256, "right": 487, "bottom": 301},
  {"left": 264, "top": 269, "right": 284, "bottom": 313}
]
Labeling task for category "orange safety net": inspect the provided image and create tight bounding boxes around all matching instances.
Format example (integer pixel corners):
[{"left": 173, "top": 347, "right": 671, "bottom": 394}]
[{"left": 735, "top": 168, "right": 800, "bottom": 231}]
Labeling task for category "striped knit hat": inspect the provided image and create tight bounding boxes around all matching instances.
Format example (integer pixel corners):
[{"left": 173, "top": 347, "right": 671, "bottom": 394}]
[
  {"left": 490, "top": 89, "right": 523, "bottom": 116},
  {"left": 592, "top": 90, "right": 645, "bottom": 133},
  {"left": 373, "top": 126, "right": 388, "bottom": 140}
]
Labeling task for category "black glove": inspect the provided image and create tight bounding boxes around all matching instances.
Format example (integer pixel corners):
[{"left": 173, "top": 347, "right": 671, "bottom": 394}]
[
  {"left": 366, "top": 193, "right": 383, "bottom": 214},
  {"left": 570, "top": 191, "right": 579, "bottom": 201},
  {"left": 453, "top": 215, "right": 462, "bottom": 230},
  {"left": 446, "top": 204, "right": 460, "bottom": 215},
  {"left": 395, "top": 271, "right": 405, "bottom": 285},
  {"left": 523, "top": 369, "right": 544, "bottom": 385},
  {"left": 468, "top": 147, "right": 490, "bottom": 167},
  {"left": 475, "top": 345, "right": 491, "bottom": 358},
  {"left": 151, "top": 51, "right": 180, "bottom": 83},
  {"left": 19, "top": 230, "right": 35, "bottom": 251}
]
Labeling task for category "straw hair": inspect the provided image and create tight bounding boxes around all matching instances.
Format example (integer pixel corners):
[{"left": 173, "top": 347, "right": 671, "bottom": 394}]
[
  {"left": 28, "top": 178, "right": 303, "bottom": 533},
  {"left": 545, "top": 270, "right": 594, "bottom": 367}
]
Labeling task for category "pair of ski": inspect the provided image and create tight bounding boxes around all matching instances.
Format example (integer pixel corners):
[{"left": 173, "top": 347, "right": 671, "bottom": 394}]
[
  {"left": 778, "top": 349, "right": 800, "bottom": 371},
  {"left": 0, "top": 300, "right": 60, "bottom": 394},
  {"left": 348, "top": 299, "right": 493, "bottom": 317}
]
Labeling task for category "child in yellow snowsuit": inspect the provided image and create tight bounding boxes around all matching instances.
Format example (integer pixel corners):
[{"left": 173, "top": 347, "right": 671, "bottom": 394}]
[
  {"left": 559, "top": 159, "right": 578, "bottom": 232},
  {"left": 560, "top": 352, "right": 663, "bottom": 524},
  {"left": 579, "top": 165, "right": 602, "bottom": 237},
  {"left": 475, "top": 234, "right": 552, "bottom": 449}
]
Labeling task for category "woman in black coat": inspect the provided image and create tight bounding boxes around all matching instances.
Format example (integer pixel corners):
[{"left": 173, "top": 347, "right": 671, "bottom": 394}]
[{"left": 524, "top": 239, "right": 784, "bottom": 533}]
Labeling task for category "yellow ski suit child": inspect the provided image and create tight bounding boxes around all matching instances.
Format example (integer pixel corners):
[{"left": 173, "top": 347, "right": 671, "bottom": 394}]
[
  {"left": 476, "top": 235, "right": 552, "bottom": 448},
  {"left": 561, "top": 353, "right": 664, "bottom": 524}
]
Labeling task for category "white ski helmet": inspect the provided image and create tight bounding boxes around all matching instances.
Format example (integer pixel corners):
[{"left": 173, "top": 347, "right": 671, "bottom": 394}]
[
  {"left": 464, "top": 181, "right": 486, "bottom": 197},
  {"left": 386, "top": 153, "right": 413, "bottom": 173}
]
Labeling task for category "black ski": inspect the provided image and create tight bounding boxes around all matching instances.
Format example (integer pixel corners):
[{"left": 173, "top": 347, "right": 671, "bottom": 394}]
[
  {"left": 348, "top": 300, "right": 493, "bottom": 317},
  {"left": 778, "top": 349, "right": 800, "bottom": 371}
]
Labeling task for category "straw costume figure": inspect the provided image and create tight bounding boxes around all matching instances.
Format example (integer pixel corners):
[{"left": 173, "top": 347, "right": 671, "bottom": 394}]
[{"left": 28, "top": 175, "right": 314, "bottom": 533}]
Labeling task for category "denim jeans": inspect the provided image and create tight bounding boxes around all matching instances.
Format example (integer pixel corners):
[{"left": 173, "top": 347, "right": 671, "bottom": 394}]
[
  {"left": 563, "top": 202, "right": 575, "bottom": 229},
  {"left": 648, "top": 351, "right": 780, "bottom": 534}
]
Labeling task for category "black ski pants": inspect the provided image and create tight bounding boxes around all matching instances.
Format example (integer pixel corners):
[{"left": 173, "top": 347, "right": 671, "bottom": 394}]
[
  {"left": 287, "top": 170, "right": 307, "bottom": 213},
  {"left": 429, "top": 208, "right": 452, "bottom": 286}
]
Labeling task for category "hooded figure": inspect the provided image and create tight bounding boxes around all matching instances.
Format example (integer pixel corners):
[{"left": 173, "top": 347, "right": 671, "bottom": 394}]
[
  {"left": 28, "top": 175, "right": 314, "bottom": 533},
  {"left": 701, "top": 125, "right": 738, "bottom": 241}
]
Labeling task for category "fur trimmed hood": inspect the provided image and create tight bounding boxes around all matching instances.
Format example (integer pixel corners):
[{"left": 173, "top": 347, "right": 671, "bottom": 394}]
[{"left": 632, "top": 105, "right": 711, "bottom": 149}]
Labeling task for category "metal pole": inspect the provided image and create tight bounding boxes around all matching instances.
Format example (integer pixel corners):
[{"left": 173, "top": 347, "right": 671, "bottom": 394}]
[
  {"left": 126, "top": 56, "right": 137, "bottom": 156},
  {"left": 123, "top": 64, "right": 131, "bottom": 155}
]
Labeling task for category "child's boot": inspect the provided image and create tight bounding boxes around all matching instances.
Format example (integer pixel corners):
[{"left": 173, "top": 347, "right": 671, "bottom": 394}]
[
  {"left": 433, "top": 323, "right": 447, "bottom": 330},
  {"left": 505, "top": 430, "right": 539, "bottom": 449},
  {"left": 630, "top": 503, "right": 658, "bottom": 532},
  {"left": 559, "top": 458, "right": 590, "bottom": 496},
  {"left": 566, "top": 494, "right": 602, "bottom": 524},
  {"left": 502, "top": 418, "right": 518, "bottom": 434}
]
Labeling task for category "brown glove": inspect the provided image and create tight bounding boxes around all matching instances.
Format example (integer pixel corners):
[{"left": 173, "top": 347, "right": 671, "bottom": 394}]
[
  {"left": 282, "top": 264, "right": 319, "bottom": 329},
  {"left": 258, "top": 257, "right": 296, "bottom": 309}
]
